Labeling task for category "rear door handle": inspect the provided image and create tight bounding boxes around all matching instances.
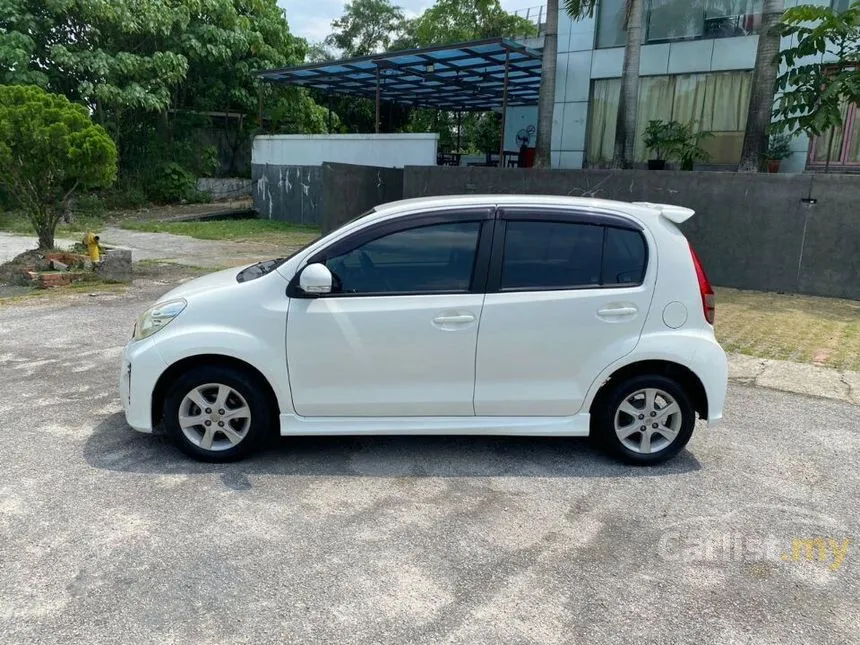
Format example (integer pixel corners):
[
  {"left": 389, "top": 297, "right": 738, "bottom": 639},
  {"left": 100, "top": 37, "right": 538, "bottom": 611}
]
[
  {"left": 433, "top": 313, "right": 476, "bottom": 326},
  {"left": 597, "top": 305, "right": 639, "bottom": 319}
]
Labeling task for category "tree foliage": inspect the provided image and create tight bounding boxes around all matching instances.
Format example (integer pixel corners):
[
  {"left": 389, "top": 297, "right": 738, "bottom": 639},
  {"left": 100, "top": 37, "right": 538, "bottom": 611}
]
[
  {"left": 318, "top": 0, "right": 535, "bottom": 148},
  {"left": 325, "top": 0, "right": 406, "bottom": 56},
  {"left": 0, "top": 0, "right": 315, "bottom": 115},
  {"left": 401, "top": 0, "right": 537, "bottom": 48},
  {"left": 0, "top": 85, "right": 117, "bottom": 249},
  {"left": 0, "top": 0, "right": 330, "bottom": 204},
  {"left": 772, "top": 2, "right": 860, "bottom": 138},
  {"left": 562, "top": 0, "right": 599, "bottom": 21}
]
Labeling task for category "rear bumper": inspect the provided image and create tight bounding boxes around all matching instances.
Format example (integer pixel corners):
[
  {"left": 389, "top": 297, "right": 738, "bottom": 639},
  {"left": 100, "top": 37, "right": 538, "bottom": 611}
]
[{"left": 693, "top": 340, "right": 728, "bottom": 427}]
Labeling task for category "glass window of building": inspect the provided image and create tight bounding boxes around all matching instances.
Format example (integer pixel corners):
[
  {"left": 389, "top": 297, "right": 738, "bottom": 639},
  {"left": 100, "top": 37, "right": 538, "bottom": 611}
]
[
  {"left": 646, "top": 0, "right": 763, "bottom": 42},
  {"left": 810, "top": 102, "right": 860, "bottom": 168},
  {"left": 596, "top": 0, "right": 627, "bottom": 48},
  {"left": 597, "top": 0, "right": 764, "bottom": 47},
  {"left": 587, "top": 71, "right": 754, "bottom": 166}
]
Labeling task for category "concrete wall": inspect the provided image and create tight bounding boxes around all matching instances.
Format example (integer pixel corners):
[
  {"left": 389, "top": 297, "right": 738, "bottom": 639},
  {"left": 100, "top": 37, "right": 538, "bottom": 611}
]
[
  {"left": 252, "top": 134, "right": 438, "bottom": 168},
  {"left": 197, "top": 177, "right": 252, "bottom": 201},
  {"left": 252, "top": 165, "right": 322, "bottom": 226},
  {"left": 320, "top": 163, "right": 404, "bottom": 233},
  {"left": 401, "top": 167, "right": 860, "bottom": 300},
  {"left": 252, "top": 162, "right": 405, "bottom": 229}
]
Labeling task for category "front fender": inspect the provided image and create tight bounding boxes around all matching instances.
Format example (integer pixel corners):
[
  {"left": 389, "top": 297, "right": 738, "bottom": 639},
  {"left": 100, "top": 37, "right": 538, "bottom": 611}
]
[{"left": 154, "top": 325, "right": 294, "bottom": 416}]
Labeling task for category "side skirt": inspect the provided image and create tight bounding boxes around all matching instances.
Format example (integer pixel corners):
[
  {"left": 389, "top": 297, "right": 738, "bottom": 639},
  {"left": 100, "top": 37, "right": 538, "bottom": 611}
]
[{"left": 278, "top": 413, "right": 591, "bottom": 437}]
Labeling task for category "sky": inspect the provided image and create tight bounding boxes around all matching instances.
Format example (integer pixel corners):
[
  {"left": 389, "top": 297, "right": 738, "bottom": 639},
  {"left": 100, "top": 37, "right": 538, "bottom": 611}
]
[{"left": 279, "top": 0, "right": 531, "bottom": 45}]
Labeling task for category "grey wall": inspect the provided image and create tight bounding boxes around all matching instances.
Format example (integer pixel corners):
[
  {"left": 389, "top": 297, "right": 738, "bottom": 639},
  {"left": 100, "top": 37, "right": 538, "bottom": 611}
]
[
  {"left": 251, "top": 162, "right": 404, "bottom": 230},
  {"left": 189, "top": 127, "right": 252, "bottom": 177},
  {"left": 320, "top": 163, "right": 404, "bottom": 233},
  {"left": 252, "top": 165, "right": 322, "bottom": 226},
  {"left": 402, "top": 167, "right": 860, "bottom": 300}
]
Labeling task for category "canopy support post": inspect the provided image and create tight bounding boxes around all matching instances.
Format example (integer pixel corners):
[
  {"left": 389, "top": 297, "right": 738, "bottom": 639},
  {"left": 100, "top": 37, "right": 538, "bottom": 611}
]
[
  {"left": 375, "top": 64, "right": 381, "bottom": 134},
  {"left": 257, "top": 84, "right": 263, "bottom": 132},
  {"left": 498, "top": 49, "right": 510, "bottom": 168}
]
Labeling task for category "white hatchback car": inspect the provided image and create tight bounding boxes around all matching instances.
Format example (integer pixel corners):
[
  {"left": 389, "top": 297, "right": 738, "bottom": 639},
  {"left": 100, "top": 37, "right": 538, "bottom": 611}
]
[{"left": 120, "top": 195, "right": 727, "bottom": 465}]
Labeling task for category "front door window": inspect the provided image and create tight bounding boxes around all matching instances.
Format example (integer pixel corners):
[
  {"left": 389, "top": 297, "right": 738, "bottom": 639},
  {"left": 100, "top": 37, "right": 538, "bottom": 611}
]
[{"left": 324, "top": 221, "right": 480, "bottom": 295}]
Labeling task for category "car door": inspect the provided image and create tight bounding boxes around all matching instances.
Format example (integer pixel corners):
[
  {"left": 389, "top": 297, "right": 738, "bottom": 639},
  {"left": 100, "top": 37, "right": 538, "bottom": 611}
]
[
  {"left": 287, "top": 208, "right": 494, "bottom": 417},
  {"left": 474, "top": 207, "right": 654, "bottom": 417}
]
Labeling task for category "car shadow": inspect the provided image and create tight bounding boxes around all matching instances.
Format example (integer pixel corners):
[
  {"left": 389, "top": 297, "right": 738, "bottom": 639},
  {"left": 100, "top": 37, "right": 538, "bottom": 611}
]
[{"left": 83, "top": 412, "right": 702, "bottom": 484}]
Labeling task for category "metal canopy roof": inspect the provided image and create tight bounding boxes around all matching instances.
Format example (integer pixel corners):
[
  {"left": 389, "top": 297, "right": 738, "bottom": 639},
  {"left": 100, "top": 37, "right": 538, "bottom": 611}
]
[{"left": 257, "top": 38, "right": 543, "bottom": 112}]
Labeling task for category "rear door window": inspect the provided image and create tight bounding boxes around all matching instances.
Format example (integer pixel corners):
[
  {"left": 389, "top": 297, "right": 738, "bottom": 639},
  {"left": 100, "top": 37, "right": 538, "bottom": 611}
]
[
  {"left": 500, "top": 220, "right": 647, "bottom": 291},
  {"left": 602, "top": 226, "right": 648, "bottom": 285}
]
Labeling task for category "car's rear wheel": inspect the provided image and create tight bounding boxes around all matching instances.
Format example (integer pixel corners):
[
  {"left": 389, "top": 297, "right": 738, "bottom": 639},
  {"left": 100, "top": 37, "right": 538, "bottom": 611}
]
[
  {"left": 593, "top": 374, "right": 695, "bottom": 465},
  {"left": 163, "top": 365, "right": 272, "bottom": 462}
]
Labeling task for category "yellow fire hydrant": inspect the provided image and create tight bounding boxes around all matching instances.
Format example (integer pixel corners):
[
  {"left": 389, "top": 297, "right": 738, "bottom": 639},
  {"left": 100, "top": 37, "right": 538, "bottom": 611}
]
[{"left": 82, "top": 231, "right": 101, "bottom": 264}]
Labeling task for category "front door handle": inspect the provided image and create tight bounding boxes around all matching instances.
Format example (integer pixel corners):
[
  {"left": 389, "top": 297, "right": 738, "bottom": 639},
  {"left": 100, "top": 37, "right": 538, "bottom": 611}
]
[{"left": 433, "top": 313, "right": 476, "bottom": 326}]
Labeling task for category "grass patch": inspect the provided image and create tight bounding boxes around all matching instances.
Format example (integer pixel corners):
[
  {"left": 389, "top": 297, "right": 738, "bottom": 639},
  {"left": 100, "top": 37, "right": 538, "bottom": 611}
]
[
  {"left": 716, "top": 287, "right": 860, "bottom": 371},
  {"left": 0, "top": 278, "right": 126, "bottom": 305},
  {"left": 119, "top": 218, "right": 320, "bottom": 246},
  {"left": 0, "top": 210, "right": 106, "bottom": 237}
]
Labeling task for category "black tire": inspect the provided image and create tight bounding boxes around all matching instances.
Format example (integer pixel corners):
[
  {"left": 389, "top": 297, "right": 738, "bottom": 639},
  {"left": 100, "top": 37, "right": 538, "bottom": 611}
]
[
  {"left": 592, "top": 374, "right": 695, "bottom": 465},
  {"left": 162, "top": 365, "right": 274, "bottom": 462}
]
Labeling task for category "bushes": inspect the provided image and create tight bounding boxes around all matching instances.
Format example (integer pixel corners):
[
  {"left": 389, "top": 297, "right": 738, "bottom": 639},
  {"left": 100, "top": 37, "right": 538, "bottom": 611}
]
[{"left": 146, "top": 162, "right": 211, "bottom": 205}]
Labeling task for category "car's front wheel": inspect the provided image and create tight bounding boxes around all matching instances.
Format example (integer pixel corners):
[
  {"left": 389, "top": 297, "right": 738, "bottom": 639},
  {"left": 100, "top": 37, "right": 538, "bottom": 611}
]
[
  {"left": 593, "top": 374, "right": 695, "bottom": 465},
  {"left": 163, "top": 365, "right": 273, "bottom": 462}
]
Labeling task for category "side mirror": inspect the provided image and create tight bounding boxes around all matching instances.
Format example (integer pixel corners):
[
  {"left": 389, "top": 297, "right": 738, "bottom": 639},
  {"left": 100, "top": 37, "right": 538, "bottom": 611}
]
[{"left": 298, "top": 263, "right": 333, "bottom": 296}]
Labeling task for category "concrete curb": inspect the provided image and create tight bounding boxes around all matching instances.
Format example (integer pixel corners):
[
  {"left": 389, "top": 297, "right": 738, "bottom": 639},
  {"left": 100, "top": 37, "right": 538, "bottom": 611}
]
[{"left": 728, "top": 353, "right": 860, "bottom": 405}]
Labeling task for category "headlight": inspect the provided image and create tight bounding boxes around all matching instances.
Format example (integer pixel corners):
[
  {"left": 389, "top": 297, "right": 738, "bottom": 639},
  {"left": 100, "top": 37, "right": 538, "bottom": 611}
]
[{"left": 134, "top": 298, "right": 187, "bottom": 341}]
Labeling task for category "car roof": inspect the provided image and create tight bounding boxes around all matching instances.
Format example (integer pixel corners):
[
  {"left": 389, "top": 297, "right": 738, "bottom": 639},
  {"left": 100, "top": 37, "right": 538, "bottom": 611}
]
[{"left": 372, "top": 194, "right": 667, "bottom": 223}]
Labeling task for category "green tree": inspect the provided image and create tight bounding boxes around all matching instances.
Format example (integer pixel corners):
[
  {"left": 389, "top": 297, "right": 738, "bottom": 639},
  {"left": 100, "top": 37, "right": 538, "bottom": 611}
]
[
  {"left": 0, "top": 0, "right": 190, "bottom": 112},
  {"left": 772, "top": 0, "right": 860, "bottom": 166},
  {"left": 403, "top": 0, "right": 536, "bottom": 47},
  {"left": 739, "top": 0, "right": 785, "bottom": 171},
  {"left": 0, "top": 0, "right": 327, "bottom": 194},
  {"left": 326, "top": 0, "right": 406, "bottom": 56},
  {"left": 0, "top": 86, "right": 117, "bottom": 249},
  {"left": 564, "top": 0, "right": 644, "bottom": 168}
]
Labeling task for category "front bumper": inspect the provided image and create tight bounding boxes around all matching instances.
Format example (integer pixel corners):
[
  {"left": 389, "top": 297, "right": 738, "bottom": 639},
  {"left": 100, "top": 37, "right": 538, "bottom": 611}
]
[{"left": 120, "top": 338, "right": 168, "bottom": 433}]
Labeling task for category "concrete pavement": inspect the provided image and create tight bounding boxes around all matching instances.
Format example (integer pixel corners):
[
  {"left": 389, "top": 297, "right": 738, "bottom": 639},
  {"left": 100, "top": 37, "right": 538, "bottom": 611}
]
[
  {"left": 729, "top": 353, "right": 860, "bottom": 405},
  {"left": 97, "top": 226, "right": 283, "bottom": 269},
  {"left": 0, "top": 279, "right": 857, "bottom": 644},
  {"left": 0, "top": 228, "right": 284, "bottom": 269},
  {"left": 0, "top": 232, "right": 77, "bottom": 264}
]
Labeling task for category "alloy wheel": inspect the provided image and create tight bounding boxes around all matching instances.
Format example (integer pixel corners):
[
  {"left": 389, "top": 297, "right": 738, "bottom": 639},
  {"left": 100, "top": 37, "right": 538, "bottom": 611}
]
[
  {"left": 613, "top": 388, "right": 683, "bottom": 455},
  {"left": 178, "top": 383, "right": 252, "bottom": 451}
]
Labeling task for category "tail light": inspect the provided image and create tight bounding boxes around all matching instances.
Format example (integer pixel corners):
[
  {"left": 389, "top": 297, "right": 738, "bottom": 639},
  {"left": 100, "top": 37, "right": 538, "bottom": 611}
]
[{"left": 689, "top": 243, "right": 715, "bottom": 324}]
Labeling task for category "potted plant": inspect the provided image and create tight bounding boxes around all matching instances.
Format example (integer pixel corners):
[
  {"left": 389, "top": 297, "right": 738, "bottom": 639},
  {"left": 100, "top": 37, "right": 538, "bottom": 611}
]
[
  {"left": 643, "top": 120, "right": 677, "bottom": 170},
  {"left": 673, "top": 122, "right": 713, "bottom": 171},
  {"left": 764, "top": 134, "right": 793, "bottom": 173}
]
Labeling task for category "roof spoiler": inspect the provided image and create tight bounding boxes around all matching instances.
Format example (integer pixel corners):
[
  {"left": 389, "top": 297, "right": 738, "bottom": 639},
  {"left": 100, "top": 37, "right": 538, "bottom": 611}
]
[{"left": 633, "top": 202, "right": 695, "bottom": 224}]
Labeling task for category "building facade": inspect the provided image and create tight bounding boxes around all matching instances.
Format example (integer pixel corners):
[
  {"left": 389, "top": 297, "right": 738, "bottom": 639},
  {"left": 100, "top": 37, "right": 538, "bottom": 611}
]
[{"left": 517, "top": 0, "right": 856, "bottom": 172}]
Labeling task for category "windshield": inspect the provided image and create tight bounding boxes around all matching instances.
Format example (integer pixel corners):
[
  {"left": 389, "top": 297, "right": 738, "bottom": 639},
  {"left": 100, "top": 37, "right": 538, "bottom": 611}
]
[
  {"left": 236, "top": 257, "right": 287, "bottom": 283},
  {"left": 235, "top": 208, "right": 378, "bottom": 283}
]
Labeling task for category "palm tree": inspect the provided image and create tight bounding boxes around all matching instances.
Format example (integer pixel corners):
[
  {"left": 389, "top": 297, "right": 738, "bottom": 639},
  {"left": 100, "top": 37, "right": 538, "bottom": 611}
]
[
  {"left": 562, "top": 0, "right": 644, "bottom": 168},
  {"left": 535, "top": 0, "right": 559, "bottom": 168},
  {"left": 739, "top": 0, "right": 785, "bottom": 171}
]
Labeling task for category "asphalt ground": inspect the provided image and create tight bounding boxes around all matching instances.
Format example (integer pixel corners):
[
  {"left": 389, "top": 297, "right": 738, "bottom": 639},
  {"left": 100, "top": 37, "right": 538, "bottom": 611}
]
[{"left": 1, "top": 278, "right": 857, "bottom": 644}]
